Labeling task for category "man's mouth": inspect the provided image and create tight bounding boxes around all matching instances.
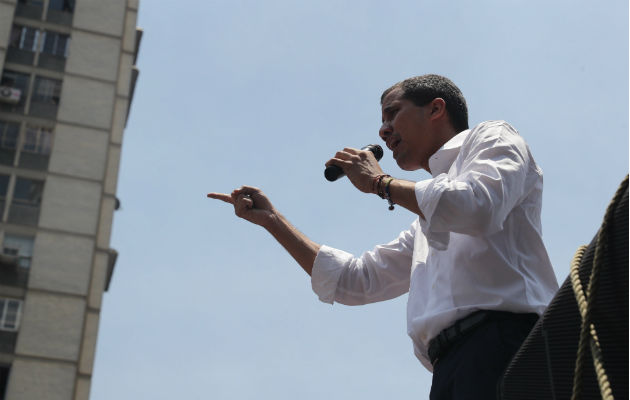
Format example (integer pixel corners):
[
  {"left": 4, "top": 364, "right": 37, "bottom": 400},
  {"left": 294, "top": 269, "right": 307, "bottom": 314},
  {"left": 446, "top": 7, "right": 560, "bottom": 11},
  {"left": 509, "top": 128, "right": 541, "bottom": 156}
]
[
  {"left": 387, "top": 137, "right": 401, "bottom": 151},
  {"left": 388, "top": 138, "right": 401, "bottom": 158}
]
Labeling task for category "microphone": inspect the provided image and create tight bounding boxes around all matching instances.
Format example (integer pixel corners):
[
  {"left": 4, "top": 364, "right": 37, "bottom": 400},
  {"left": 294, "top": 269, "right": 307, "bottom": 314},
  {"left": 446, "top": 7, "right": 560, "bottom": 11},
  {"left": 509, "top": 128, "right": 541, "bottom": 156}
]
[{"left": 325, "top": 144, "right": 384, "bottom": 182}]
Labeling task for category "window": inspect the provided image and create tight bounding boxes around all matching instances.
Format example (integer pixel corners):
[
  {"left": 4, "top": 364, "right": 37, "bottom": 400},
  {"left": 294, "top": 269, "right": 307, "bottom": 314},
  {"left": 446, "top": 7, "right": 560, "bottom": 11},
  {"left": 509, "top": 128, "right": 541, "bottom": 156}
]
[
  {"left": 0, "top": 365, "right": 9, "bottom": 399},
  {"left": 31, "top": 77, "right": 61, "bottom": 105},
  {"left": 7, "top": 177, "right": 44, "bottom": 226},
  {"left": 0, "top": 299, "right": 22, "bottom": 332},
  {"left": 41, "top": 31, "right": 70, "bottom": 58},
  {"left": 19, "top": 125, "right": 52, "bottom": 170},
  {"left": 0, "top": 175, "right": 9, "bottom": 215},
  {"left": 38, "top": 31, "right": 70, "bottom": 71},
  {"left": 29, "top": 76, "right": 62, "bottom": 119},
  {"left": 9, "top": 25, "right": 40, "bottom": 53},
  {"left": 0, "top": 122, "right": 19, "bottom": 167},
  {"left": 16, "top": 0, "right": 44, "bottom": 20},
  {"left": 47, "top": 0, "right": 74, "bottom": 25},
  {"left": 48, "top": 0, "right": 74, "bottom": 12},
  {"left": 2, "top": 235, "right": 34, "bottom": 268}
]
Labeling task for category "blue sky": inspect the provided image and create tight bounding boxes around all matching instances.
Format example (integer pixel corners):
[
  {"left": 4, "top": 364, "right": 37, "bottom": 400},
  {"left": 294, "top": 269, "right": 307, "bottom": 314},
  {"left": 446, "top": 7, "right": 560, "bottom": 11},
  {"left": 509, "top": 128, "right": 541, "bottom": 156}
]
[{"left": 91, "top": 1, "right": 627, "bottom": 399}]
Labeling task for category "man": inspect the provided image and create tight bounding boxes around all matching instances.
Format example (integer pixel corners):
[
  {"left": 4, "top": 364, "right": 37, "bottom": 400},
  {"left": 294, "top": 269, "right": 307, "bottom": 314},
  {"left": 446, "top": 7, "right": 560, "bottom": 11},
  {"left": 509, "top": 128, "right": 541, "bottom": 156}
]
[{"left": 208, "top": 74, "right": 558, "bottom": 399}]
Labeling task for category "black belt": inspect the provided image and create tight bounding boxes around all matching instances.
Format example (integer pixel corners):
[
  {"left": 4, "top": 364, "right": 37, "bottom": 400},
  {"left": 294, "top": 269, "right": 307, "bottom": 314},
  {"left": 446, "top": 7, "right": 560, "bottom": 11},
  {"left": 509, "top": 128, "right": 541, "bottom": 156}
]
[{"left": 427, "top": 310, "right": 539, "bottom": 366}]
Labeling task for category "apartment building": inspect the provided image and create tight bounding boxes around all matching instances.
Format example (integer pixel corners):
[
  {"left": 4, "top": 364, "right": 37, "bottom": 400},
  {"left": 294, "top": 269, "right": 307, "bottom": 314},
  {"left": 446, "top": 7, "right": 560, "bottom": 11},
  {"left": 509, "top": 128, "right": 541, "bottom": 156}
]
[{"left": 0, "top": 0, "right": 141, "bottom": 398}]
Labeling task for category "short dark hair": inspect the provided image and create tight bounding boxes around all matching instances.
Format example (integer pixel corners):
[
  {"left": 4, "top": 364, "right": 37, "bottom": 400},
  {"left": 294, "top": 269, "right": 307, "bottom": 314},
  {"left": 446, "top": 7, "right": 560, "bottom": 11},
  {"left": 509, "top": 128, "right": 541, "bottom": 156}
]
[{"left": 381, "top": 74, "right": 469, "bottom": 132}]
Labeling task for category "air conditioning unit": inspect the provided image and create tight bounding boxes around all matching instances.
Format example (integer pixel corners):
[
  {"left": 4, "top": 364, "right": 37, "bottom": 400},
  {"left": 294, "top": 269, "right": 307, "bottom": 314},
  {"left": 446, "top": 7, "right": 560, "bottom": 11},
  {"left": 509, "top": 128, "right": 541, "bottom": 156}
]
[{"left": 0, "top": 86, "right": 21, "bottom": 104}]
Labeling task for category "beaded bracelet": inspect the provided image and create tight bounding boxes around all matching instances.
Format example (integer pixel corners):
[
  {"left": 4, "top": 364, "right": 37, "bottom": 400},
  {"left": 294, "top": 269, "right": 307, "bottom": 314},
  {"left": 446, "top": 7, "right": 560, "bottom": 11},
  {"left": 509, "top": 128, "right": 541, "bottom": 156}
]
[
  {"left": 372, "top": 174, "right": 390, "bottom": 199},
  {"left": 384, "top": 177, "right": 395, "bottom": 210}
]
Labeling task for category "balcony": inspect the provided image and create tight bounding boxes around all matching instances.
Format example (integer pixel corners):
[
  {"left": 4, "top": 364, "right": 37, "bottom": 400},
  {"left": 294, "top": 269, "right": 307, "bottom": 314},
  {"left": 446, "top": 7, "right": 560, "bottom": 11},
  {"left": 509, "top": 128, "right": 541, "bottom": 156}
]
[
  {"left": 46, "top": 8, "right": 73, "bottom": 26},
  {"left": 15, "top": 2, "right": 43, "bottom": 20},
  {"left": 18, "top": 152, "right": 49, "bottom": 170},
  {"left": 37, "top": 53, "right": 66, "bottom": 72},
  {"left": 5, "top": 48, "right": 35, "bottom": 67},
  {"left": 7, "top": 202, "right": 40, "bottom": 226}
]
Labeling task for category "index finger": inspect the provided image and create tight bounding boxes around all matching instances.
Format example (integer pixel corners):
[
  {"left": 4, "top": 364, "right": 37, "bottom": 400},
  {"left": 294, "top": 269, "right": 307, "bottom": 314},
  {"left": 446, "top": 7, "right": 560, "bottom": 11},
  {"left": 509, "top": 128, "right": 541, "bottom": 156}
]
[
  {"left": 206, "top": 192, "right": 235, "bottom": 204},
  {"left": 343, "top": 147, "right": 361, "bottom": 155}
]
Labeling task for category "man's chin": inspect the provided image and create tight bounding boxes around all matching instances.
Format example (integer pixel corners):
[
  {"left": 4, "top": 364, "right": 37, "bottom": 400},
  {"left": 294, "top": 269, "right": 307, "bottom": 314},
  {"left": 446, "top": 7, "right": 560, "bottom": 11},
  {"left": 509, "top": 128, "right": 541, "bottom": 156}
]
[{"left": 396, "top": 158, "right": 420, "bottom": 171}]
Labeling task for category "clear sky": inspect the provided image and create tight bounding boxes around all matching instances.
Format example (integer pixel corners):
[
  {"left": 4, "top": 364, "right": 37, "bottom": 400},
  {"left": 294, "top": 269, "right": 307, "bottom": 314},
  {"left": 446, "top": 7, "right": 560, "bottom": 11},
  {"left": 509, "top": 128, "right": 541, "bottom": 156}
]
[{"left": 90, "top": 1, "right": 628, "bottom": 399}]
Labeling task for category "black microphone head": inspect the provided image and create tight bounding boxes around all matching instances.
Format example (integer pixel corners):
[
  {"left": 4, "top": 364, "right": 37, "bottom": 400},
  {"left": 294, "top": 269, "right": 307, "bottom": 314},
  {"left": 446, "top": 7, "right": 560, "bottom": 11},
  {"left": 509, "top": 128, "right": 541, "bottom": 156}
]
[{"left": 362, "top": 144, "right": 383, "bottom": 161}]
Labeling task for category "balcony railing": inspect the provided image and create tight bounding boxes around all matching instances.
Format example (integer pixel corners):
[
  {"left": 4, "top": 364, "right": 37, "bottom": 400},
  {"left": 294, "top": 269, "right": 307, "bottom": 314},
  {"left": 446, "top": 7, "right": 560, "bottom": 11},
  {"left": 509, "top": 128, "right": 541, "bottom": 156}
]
[
  {"left": 46, "top": 8, "right": 73, "bottom": 26},
  {"left": 15, "top": 3, "right": 43, "bottom": 20},
  {"left": 7, "top": 203, "right": 40, "bottom": 226},
  {"left": 5, "top": 48, "right": 35, "bottom": 66},
  {"left": 37, "top": 53, "right": 66, "bottom": 72}
]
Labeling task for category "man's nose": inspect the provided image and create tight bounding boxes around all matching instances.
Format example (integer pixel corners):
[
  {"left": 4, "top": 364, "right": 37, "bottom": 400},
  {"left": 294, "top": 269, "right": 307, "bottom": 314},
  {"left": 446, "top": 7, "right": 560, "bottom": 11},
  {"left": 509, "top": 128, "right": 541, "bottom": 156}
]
[{"left": 379, "top": 121, "right": 392, "bottom": 139}]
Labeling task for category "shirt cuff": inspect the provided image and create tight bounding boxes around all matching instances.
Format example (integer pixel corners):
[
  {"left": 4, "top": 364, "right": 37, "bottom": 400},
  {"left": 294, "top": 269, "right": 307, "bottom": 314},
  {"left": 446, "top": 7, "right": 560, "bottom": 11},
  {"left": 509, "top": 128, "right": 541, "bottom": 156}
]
[{"left": 311, "top": 245, "right": 354, "bottom": 304}]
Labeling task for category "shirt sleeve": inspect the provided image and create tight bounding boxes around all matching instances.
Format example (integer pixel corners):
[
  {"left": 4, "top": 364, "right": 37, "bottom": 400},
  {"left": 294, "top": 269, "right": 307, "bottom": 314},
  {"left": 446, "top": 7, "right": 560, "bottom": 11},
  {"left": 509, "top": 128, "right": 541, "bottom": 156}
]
[
  {"left": 311, "top": 221, "right": 417, "bottom": 305},
  {"left": 415, "top": 121, "right": 536, "bottom": 248}
]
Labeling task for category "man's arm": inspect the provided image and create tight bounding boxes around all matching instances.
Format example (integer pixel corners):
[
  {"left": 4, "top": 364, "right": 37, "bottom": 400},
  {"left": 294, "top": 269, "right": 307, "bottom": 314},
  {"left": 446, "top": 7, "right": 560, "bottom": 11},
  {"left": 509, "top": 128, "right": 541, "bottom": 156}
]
[{"left": 207, "top": 186, "right": 320, "bottom": 275}]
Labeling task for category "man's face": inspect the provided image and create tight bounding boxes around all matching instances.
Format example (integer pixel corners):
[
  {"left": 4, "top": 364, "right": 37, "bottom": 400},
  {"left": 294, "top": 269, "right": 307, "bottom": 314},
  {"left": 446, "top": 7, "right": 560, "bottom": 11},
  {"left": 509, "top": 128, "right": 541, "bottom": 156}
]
[{"left": 379, "top": 88, "right": 437, "bottom": 172}]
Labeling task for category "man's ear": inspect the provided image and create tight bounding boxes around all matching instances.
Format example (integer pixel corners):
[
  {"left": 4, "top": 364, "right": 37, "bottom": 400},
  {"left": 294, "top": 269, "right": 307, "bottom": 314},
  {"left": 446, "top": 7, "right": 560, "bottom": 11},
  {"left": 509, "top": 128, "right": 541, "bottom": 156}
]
[{"left": 429, "top": 98, "right": 447, "bottom": 121}]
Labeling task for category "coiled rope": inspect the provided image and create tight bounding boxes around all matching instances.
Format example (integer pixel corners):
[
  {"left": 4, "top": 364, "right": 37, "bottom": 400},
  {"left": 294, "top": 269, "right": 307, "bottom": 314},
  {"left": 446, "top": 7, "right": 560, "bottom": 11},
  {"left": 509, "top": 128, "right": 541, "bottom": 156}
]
[{"left": 570, "top": 175, "right": 628, "bottom": 400}]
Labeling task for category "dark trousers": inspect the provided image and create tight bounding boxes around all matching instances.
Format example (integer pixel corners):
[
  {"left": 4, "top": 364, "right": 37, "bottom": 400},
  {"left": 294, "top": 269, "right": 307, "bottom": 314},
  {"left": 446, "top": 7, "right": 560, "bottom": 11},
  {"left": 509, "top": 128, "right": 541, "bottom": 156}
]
[{"left": 429, "top": 313, "right": 536, "bottom": 400}]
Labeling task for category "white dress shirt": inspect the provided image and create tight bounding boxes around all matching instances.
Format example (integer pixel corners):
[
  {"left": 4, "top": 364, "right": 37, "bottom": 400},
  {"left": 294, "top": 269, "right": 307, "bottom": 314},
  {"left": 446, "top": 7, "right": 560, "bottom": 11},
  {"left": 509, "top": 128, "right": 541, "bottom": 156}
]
[{"left": 311, "top": 120, "right": 559, "bottom": 371}]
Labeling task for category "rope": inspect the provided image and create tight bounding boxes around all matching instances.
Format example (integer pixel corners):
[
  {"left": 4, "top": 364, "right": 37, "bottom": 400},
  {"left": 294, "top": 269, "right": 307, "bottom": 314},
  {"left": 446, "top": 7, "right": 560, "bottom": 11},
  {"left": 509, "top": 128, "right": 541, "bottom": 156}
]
[{"left": 570, "top": 175, "right": 628, "bottom": 400}]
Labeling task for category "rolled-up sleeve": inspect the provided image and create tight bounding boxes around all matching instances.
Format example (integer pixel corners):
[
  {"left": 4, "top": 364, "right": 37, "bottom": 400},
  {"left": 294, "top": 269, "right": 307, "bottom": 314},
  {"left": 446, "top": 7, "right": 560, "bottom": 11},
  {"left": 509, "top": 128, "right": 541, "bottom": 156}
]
[
  {"left": 311, "top": 221, "right": 417, "bottom": 305},
  {"left": 415, "top": 122, "right": 534, "bottom": 248}
]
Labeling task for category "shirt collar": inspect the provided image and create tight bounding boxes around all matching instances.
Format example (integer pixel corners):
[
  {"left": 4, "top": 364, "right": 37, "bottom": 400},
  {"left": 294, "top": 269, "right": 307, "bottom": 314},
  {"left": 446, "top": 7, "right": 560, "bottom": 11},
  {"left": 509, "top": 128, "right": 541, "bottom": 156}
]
[{"left": 428, "top": 130, "right": 469, "bottom": 177}]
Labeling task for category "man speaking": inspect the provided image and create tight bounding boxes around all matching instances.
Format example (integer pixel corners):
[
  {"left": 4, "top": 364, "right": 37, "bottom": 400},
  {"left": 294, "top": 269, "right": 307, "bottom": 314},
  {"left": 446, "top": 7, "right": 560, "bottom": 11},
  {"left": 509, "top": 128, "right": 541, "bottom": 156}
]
[{"left": 208, "top": 74, "right": 558, "bottom": 399}]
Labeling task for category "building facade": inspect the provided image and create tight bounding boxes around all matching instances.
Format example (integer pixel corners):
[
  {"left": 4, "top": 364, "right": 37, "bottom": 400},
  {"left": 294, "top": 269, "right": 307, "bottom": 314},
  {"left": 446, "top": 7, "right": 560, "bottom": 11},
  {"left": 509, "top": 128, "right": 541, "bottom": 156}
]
[{"left": 0, "top": 0, "right": 141, "bottom": 398}]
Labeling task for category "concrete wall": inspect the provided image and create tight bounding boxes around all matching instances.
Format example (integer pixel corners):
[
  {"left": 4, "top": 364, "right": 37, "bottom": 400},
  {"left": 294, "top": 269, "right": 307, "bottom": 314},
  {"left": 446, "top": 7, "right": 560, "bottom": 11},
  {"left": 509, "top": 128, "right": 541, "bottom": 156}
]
[
  {"left": 57, "top": 76, "right": 115, "bottom": 130},
  {"left": 15, "top": 292, "right": 85, "bottom": 361},
  {"left": 5, "top": 358, "right": 76, "bottom": 400},
  {"left": 48, "top": 123, "right": 109, "bottom": 180},
  {"left": 0, "top": 2, "right": 16, "bottom": 73},
  {"left": 73, "top": 0, "right": 127, "bottom": 37},
  {"left": 65, "top": 31, "right": 121, "bottom": 82},
  {"left": 28, "top": 232, "right": 94, "bottom": 295},
  {"left": 38, "top": 175, "right": 101, "bottom": 235}
]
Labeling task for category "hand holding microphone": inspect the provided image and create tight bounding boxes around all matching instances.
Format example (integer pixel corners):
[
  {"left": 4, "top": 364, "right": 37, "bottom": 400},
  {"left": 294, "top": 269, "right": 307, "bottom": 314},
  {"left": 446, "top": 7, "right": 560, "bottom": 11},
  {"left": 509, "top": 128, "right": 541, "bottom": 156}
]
[
  {"left": 325, "top": 144, "right": 384, "bottom": 181},
  {"left": 324, "top": 144, "right": 386, "bottom": 194}
]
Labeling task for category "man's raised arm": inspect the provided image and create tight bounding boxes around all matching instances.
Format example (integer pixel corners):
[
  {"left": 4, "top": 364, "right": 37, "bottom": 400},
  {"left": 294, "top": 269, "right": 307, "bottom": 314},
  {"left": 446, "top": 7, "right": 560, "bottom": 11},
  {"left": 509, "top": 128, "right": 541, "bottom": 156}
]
[{"left": 207, "top": 186, "right": 321, "bottom": 275}]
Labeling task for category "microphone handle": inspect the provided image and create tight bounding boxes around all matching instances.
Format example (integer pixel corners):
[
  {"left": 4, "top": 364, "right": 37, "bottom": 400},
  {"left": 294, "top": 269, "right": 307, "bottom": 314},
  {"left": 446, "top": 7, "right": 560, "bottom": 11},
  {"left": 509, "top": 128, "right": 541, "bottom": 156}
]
[{"left": 324, "top": 165, "right": 345, "bottom": 181}]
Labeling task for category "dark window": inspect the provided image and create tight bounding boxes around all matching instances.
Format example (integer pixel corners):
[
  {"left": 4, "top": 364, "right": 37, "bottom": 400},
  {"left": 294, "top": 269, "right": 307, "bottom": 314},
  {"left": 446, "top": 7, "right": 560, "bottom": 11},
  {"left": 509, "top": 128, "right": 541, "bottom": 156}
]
[
  {"left": 0, "top": 122, "right": 19, "bottom": 166},
  {"left": 48, "top": 0, "right": 74, "bottom": 12},
  {"left": 29, "top": 77, "right": 61, "bottom": 119},
  {"left": 0, "top": 175, "right": 9, "bottom": 198},
  {"left": 8, "top": 177, "right": 44, "bottom": 226},
  {"left": 0, "top": 365, "right": 9, "bottom": 398},
  {"left": 41, "top": 31, "right": 69, "bottom": 58},
  {"left": 16, "top": 0, "right": 44, "bottom": 20},
  {"left": 47, "top": 0, "right": 74, "bottom": 25},
  {"left": 9, "top": 25, "right": 39, "bottom": 52},
  {"left": 31, "top": 77, "right": 61, "bottom": 105},
  {"left": 0, "top": 175, "right": 9, "bottom": 218},
  {"left": 19, "top": 125, "right": 52, "bottom": 170},
  {"left": 7, "top": 26, "right": 38, "bottom": 66},
  {"left": 38, "top": 31, "right": 69, "bottom": 71}
]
